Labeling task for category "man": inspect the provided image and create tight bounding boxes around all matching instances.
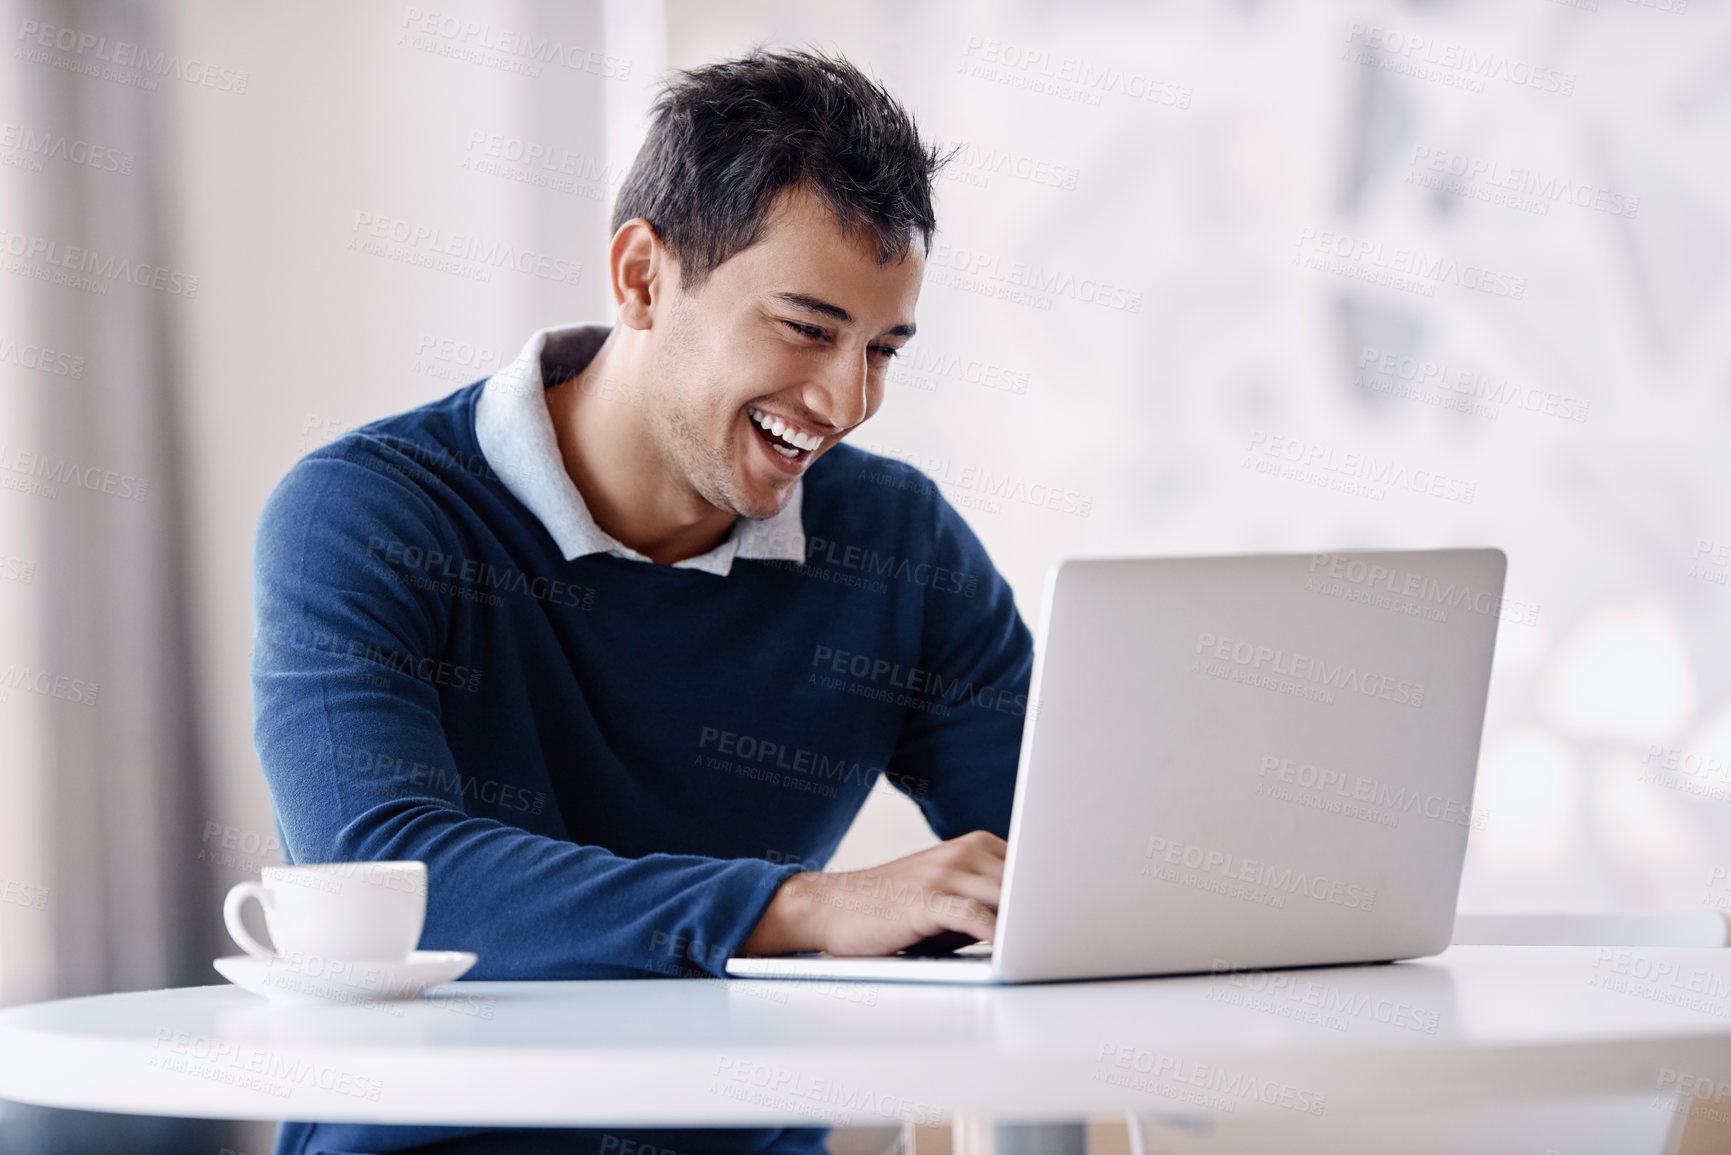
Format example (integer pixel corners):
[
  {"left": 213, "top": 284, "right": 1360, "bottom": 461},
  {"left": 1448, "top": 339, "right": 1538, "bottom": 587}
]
[{"left": 252, "top": 48, "right": 1032, "bottom": 1155}]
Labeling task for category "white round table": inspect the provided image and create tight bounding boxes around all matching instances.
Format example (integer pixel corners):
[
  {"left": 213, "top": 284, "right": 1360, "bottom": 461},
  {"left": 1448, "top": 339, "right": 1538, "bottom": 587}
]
[{"left": 1, "top": 946, "right": 1728, "bottom": 1129}]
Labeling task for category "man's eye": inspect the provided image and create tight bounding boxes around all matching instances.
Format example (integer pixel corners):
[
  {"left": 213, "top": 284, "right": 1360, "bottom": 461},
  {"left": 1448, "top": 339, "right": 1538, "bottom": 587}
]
[
  {"left": 870, "top": 345, "right": 900, "bottom": 360},
  {"left": 784, "top": 321, "right": 825, "bottom": 339}
]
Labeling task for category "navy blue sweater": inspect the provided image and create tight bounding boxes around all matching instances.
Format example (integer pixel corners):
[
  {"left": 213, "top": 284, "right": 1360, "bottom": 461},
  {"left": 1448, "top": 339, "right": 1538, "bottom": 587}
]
[{"left": 250, "top": 378, "right": 1033, "bottom": 1155}]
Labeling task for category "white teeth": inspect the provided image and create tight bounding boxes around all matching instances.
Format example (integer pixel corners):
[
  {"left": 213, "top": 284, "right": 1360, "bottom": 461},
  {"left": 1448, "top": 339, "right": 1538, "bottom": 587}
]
[
  {"left": 771, "top": 443, "right": 799, "bottom": 458},
  {"left": 749, "top": 407, "right": 823, "bottom": 452}
]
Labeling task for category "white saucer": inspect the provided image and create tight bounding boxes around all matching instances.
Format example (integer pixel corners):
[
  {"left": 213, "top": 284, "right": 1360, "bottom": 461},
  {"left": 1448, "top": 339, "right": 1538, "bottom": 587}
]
[{"left": 213, "top": 950, "right": 478, "bottom": 1005}]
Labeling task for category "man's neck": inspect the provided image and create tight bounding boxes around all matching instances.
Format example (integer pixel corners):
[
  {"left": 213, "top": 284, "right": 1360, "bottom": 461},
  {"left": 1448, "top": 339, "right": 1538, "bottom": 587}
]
[{"left": 545, "top": 328, "right": 737, "bottom": 566}]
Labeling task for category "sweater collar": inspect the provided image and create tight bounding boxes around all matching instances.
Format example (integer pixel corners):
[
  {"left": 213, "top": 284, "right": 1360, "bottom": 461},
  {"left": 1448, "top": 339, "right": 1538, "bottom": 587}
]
[{"left": 473, "top": 323, "right": 806, "bottom": 577}]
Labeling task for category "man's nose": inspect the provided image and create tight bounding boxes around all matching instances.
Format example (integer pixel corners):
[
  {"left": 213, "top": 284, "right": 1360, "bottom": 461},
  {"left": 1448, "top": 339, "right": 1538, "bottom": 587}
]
[{"left": 803, "top": 348, "right": 870, "bottom": 431}]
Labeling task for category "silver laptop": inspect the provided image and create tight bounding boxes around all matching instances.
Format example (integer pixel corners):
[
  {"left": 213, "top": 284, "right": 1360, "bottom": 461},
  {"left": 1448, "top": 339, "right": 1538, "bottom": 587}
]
[{"left": 726, "top": 548, "right": 1506, "bottom": 985}]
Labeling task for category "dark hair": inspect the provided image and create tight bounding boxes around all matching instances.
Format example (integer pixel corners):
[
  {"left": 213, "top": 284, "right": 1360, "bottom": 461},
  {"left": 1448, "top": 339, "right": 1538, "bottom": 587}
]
[{"left": 611, "top": 47, "right": 951, "bottom": 290}]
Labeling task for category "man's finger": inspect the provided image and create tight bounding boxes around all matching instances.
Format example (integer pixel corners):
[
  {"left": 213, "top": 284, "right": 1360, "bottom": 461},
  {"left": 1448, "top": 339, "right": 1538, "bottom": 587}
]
[
  {"left": 960, "top": 845, "right": 1007, "bottom": 883},
  {"left": 959, "top": 830, "right": 1008, "bottom": 859},
  {"left": 925, "top": 893, "right": 996, "bottom": 941},
  {"left": 925, "top": 867, "right": 1000, "bottom": 913}
]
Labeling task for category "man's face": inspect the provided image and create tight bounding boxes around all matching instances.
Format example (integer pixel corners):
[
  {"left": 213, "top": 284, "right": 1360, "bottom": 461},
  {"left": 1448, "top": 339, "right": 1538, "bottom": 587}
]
[{"left": 644, "top": 186, "right": 924, "bottom": 521}]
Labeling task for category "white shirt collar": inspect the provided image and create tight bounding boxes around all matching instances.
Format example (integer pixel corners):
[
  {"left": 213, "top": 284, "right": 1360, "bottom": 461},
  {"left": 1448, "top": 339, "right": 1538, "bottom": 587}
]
[{"left": 473, "top": 323, "right": 806, "bottom": 577}]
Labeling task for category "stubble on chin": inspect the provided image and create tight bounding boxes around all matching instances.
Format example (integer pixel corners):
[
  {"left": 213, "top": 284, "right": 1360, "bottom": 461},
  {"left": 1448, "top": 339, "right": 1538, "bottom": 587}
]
[
  {"left": 732, "top": 479, "right": 793, "bottom": 522},
  {"left": 661, "top": 401, "right": 789, "bottom": 522}
]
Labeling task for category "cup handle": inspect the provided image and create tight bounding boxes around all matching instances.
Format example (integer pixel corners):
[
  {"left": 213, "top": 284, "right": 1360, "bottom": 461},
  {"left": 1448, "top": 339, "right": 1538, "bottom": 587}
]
[{"left": 223, "top": 881, "right": 277, "bottom": 960}]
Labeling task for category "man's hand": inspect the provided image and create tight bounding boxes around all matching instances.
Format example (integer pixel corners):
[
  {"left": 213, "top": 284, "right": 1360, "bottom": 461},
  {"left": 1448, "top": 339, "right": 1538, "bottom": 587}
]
[{"left": 740, "top": 830, "right": 1005, "bottom": 957}]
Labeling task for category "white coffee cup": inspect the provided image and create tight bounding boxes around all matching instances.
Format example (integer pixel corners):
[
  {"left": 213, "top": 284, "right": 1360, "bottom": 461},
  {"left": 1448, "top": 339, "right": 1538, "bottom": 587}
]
[{"left": 223, "top": 861, "right": 427, "bottom": 964}]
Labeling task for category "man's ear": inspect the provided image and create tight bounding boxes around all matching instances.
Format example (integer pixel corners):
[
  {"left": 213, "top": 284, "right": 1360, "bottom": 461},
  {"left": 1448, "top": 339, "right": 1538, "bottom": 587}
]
[{"left": 610, "top": 218, "right": 668, "bottom": 331}]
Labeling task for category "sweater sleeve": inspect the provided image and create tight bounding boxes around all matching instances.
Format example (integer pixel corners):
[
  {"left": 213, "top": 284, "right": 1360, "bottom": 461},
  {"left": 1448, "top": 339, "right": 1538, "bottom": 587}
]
[
  {"left": 882, "top": 486, "right": 1035, "bottom": 841},
  {"left": 249, "top": 446, "right": 799, "bottom": 980}
]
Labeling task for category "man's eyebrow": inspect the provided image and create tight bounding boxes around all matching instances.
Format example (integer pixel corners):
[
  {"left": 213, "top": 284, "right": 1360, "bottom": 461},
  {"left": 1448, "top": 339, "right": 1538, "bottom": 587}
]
[{"left": 770, "top": 292, "right": 916, "bottom": 339}]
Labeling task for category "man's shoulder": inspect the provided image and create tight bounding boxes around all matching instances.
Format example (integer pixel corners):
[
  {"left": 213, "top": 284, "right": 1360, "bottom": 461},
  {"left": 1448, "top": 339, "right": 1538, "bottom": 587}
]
[
  {"left": 793, "top": 441, "right": 1005, "bottom": 608},
  {"left": 290, "top": 381, "right": 497, "bottom": 493},
  {"left": 800, "top": 440, "right": 953, "bottom": 547},
  {"left": 259, "top": 381, "right": 497, "bottom": 549},
  {"left": 806, "top": 440, "right": 941, "bottom": 506}
]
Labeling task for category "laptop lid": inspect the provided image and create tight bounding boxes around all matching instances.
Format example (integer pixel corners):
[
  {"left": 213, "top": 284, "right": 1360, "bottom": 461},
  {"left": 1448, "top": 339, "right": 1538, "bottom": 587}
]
[{"left": 991, "top": 548, "right": 1506, "bottom": 983}]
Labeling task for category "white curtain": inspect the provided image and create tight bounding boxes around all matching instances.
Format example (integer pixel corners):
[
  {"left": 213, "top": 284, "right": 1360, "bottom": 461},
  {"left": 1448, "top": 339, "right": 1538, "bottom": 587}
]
[
  {"left": 0, "top": 0, "right": 229, "bottom": 1148},
  {"left": 1, "top": 0, "right": 661, "bottom": 1148}
]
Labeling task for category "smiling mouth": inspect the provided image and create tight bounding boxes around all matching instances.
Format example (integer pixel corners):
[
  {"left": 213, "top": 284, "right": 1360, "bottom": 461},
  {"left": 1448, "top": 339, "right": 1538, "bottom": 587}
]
[{"left": 747, "top": 406, "right": 825, "bottom": 462}]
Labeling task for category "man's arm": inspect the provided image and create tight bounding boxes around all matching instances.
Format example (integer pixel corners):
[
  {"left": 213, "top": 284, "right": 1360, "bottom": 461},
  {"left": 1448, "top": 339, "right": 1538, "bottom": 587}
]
[
  {"left": 743, "top": 478, "right": 1033, "bottom": 957},
  {"left": 251, "top": 446, "right": 800, "bottom": 979}
]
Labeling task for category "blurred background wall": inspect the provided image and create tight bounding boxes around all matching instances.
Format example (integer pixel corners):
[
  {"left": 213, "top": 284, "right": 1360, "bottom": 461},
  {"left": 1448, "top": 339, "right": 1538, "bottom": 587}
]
[{"left": 1, "top": 0, "right": 1727, "bottom": 1149}]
